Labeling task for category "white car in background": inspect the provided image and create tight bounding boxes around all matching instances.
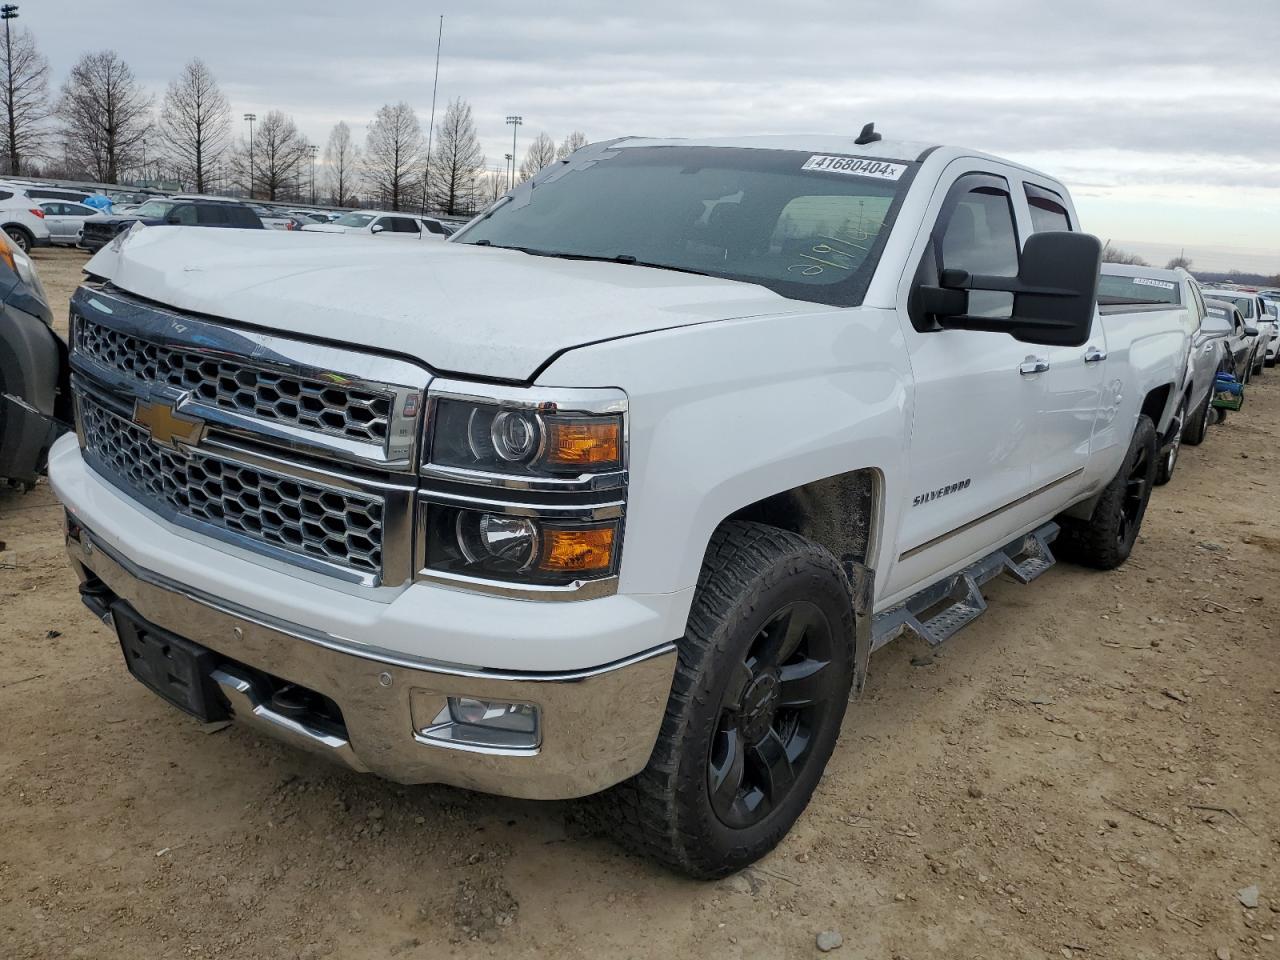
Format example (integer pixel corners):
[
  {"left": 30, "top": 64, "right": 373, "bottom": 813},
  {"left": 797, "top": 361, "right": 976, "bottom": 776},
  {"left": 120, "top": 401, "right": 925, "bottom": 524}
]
[
  {"left": 0, "top": 195, "right": 52, "bottom": 252},
  {"left": 37, "top": 199, "right": 101, "bottom": 247},
  {"left": 246, "top": 204, "right": 297, "bottom": 231},
  {"left": 300, "top": 210, "right": 449, "bottom": 239},
  {"left": 1202, "top": 288, "right": 1274, "bottom": 375}
]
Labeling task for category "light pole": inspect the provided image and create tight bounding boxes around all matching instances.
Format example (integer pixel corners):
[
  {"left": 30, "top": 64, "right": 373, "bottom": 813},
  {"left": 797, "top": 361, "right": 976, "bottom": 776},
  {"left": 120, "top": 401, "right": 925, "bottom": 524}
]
[
  {"left": 308, "top": 144, "right": 318, "bottom": 204},
  {"left": 243, "top": 113, "right": 256, "bottom": 199},
  {"left": 505, "top": 116, "right": 522, "bottom": 189},
  {"left": 503, "top": 153, "right": 513, "bottom": 191},
  {"left": 2, "top": 4, "right": 19, "bottom": 176},
  {"left": 140, "top": 136, "right": 148, "bottom": 186}
]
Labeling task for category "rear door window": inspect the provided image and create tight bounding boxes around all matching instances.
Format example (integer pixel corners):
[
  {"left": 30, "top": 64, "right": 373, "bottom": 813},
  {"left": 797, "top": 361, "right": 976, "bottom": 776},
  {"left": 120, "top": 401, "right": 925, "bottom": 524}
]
[
  {"left": 171, "top": 204, "right": 198, "bottom": 225},
  {"left": 1024, "top": 183, "right": 1073, "bottom": 233},
  {"left": 388, "top": 216, "right": 420, "bottom": 233}
]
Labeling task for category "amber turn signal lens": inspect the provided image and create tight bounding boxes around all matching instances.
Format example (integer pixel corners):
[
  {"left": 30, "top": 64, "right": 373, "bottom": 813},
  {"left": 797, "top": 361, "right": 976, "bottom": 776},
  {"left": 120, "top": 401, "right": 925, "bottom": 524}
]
[
  {"left": 544, "top": 418, "right": 621, "bottom": 468},
  {"left": 539, "top": 525, "right": 616, "bottom": 574}
]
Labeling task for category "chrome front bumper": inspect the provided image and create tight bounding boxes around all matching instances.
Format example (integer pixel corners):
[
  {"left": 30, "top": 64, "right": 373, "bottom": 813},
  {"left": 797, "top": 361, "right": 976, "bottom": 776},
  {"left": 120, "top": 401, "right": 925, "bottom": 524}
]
[{"left": 66, "top": 525, "right": 677, "bottom": 800}]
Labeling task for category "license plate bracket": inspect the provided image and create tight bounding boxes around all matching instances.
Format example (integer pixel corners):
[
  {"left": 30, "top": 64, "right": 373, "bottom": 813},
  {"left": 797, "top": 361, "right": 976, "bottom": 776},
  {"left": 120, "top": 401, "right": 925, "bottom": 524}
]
[{"left": 114, "top": 603, "right": 229, "bottom": 722}]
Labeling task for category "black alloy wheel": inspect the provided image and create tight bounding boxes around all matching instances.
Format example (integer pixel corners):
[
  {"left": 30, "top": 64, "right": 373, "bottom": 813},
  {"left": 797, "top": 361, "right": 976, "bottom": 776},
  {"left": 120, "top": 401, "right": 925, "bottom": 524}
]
[
  {"left": 708, "top": 600, "right": 840, "bottom": 829},
  {"left": 1116, "top": 437, "right": 1151, "bottom": 548}
]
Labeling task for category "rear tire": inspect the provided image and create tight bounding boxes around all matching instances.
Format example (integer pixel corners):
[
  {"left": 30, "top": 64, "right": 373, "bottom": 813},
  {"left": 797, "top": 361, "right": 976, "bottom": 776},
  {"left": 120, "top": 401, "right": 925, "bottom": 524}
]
[
  {"left": 1154, "top": 399, "right": 1185, "bottom": 485},
  {"left": 4, "top": 225, "right": 32, "bottom": 252},
  {"left": 600, "top": 521, "right": 854, "bottom": 879},
  {"left": 1181, "top": 387, "right": 1212, "bottom": 447},
  {"left": 1058, "top": 415, "right": 1157, "bottom": 570}
]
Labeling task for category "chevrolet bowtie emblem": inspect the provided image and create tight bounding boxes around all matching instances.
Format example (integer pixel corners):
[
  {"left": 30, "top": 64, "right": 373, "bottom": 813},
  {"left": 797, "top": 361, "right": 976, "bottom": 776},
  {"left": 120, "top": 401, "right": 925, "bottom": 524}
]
[{"left": 133, "top": 399, "right": 207, "bottom": 450}]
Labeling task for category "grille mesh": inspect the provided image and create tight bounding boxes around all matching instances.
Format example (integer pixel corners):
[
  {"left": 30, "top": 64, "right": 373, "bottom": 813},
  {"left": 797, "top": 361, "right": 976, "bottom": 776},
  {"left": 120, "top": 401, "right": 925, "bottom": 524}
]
[
  {"left": 80, "top": 396, "right": 384, "bottom": 575},
  {"left": 74, "top": 316, "right": 393, "bottom": 445}
]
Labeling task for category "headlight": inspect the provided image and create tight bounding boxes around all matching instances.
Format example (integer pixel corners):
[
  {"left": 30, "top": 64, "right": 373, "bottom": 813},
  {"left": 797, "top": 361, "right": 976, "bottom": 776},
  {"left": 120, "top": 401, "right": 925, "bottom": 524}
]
[
  {"left": 418, "top": 385, "right": 627, "bottom": 598},
  {"left": 0, "top": 231, "right": 48, "bottom": 305},
  {"left": 430, "top": 398, "right": 623, "bottom": 476}
]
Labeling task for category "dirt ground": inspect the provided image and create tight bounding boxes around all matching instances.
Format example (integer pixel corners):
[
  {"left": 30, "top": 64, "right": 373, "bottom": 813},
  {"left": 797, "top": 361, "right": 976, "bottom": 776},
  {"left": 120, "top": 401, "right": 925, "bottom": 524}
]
[{"left": 2, "top": 247, "right": 1278, "bottom": 960}]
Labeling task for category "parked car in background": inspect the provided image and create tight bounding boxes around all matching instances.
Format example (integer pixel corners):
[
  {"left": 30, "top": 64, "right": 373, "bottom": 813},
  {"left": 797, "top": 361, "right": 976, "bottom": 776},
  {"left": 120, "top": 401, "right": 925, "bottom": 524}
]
[
  {"left": 80, "top": 198, "right": 178, "bottom": 251},
  {"left": 1261, "top": 299, "right": 1280, "bottom": 367},
  {"left": 0, "top": 230, "right": 69, "bottom": 489},
  {"left": 1099, "top": 263, "right": 1219, "bottom": 482},
  {"left": 1204, "top": 299, "right": 1260, "bottom": 384},
  {"left": 248, "top": 204, "right": 296, "bottom": 231},
  {"left": 80, "top": 198, "right": 263, "bottom": 251},
  {"left": 288, "top": 210, "right": 331, "bottom": 224},
  {"left": 37, "top": 200, "right": 101, "bottom": 247},
  {"left": 300, "top": 210, "right": 449, "bottom": 239},
  {"left": 1202, "top": 288, "right": 1273, "bottom": 376},
  {"left": 0, "top": 197, "right": 51, "bottom": 252}
]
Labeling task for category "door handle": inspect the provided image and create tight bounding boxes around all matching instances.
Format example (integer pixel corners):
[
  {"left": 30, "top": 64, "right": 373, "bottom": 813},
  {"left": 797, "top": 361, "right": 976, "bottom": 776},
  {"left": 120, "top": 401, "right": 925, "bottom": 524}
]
[
  {"left": 1019, "top": 357, "right": 1050, "bottom": 376},
  {"left": 1084, "top": 346, "right": 1108, "bottom": 363}
]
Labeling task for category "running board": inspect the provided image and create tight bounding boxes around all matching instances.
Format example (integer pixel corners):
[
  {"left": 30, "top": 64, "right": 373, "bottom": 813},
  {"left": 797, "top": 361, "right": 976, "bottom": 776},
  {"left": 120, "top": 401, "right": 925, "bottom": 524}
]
[{"left": 871, "top": 522, "right": 1060, "bottom": 652}]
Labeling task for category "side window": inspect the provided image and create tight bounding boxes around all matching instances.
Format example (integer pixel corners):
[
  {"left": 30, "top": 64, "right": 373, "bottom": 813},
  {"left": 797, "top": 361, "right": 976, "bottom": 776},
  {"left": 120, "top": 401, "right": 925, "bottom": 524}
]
[
  {"left": 71, "top": 203, "right": 94, "bottom": 216},
  {"left": 0, "top": 190, "right": 12, "bottom": 200},
  {"left": 389, "top": 217, "right": 420, "bottom": 233},
  {"left": 1024, "top": 183, "right": 1072, "bottom": 234},
  {"left": 195, "top": 205, "right": 227, "bottom": 225},
  {"left": 371, "top": 217, "right": 390, "bottom": 233},
  {"left": 43, "top": 203, "right": 65, "bottom": 215},
  {"left": 423, "top": 219, "right": 446, "bottom": 235},
  {"left": 171, "top": 204, "right": 198, "bottom": 225},
  {"left": 934, "top": 174, "right": 1020, "bottom": 319}
]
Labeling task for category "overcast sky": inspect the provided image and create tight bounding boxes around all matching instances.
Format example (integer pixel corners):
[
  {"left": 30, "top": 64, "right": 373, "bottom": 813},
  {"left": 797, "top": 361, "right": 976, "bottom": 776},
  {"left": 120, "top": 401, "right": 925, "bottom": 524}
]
[{"left": 21, "top": 0, "right": 1280, "bottom": 272}]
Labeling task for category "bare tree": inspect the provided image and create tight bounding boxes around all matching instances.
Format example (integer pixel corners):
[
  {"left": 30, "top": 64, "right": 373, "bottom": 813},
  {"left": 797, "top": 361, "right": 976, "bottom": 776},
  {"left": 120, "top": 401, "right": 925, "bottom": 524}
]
[
  {"left": 517, "top": 132, "right": 556, "bottom": 182},
  {"left": 323, "top": 121, "right": 360, "bottom": 206},
  {"left": 365, "top": 101, "right": 423, "bottom": 211},
  {"left": 1101, "top": 242, "right": 1148, "bottom": 267},
  {"left": 0, "top": 25, "right": 50, "bottom": 176},
  {"left": 1165, "top": 252, "right": 1193, "bottom": 271},
  {"left": 158, "top": 59, "right": 229, "bottom": 193},
  {"left": 555, "top": 130, "right": 588, "bottom": 160},
  {"left": 58, "top": 50, "right": 152, "bottom": 183},
  {"left": 479, "top": 168, "right": 507, "bottom": 205},
  {"left": 427, "top": 98, "right": 483, "bottom": 217},
  {"left": 228, "top": 110, "right": 308, "bottom": 200}
]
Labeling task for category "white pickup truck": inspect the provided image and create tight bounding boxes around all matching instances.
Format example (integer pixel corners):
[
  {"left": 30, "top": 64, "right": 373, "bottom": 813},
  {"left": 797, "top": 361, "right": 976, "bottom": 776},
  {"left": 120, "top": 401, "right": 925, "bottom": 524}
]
[{"left": 50, "top": 132, "right": 1190, "bottom": 878}]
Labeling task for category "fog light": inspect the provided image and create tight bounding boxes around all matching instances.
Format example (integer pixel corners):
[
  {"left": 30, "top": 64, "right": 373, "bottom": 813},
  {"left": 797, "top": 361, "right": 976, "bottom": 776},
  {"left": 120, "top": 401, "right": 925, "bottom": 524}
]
[{"left": 448, "top": 697, "right": 538, "bottom": 734}]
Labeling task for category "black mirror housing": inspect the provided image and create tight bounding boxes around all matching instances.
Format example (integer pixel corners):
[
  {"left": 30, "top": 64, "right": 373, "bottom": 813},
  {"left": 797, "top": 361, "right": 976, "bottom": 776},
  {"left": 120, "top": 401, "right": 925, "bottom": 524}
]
[
  {"left": 1243, "top": 325, "right": 1260, "bottom": 337},
  {"left": 924, "top": 232, "right": 1103, "bottom": 347}
]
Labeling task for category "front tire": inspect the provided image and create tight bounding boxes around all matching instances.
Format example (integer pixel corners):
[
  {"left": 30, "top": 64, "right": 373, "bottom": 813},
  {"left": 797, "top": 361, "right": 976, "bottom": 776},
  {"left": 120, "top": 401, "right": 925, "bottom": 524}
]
[
  {"left": 604, "top": 521, "right": 854, "bottom": 879},
  {"left": 1058, "top": 415, "right": 1158, "bottom": 570}
]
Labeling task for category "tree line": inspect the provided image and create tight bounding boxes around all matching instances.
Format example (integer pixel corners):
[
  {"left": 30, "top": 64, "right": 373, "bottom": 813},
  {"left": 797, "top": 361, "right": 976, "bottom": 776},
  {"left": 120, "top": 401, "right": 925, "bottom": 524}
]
[{"left": 0, "top": 26, "right": 586, "bottom": 214}]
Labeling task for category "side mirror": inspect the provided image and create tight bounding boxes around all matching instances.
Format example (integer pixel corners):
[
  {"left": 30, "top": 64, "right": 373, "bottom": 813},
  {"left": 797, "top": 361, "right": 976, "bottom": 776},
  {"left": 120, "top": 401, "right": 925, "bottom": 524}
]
[
  {"left": 1243, "top": 325, "right": 1260, "bottom": 337},
  {"left": 370, "top": 224, "right": 385, "bottom": 234},
  {"left": 920, "top": 232, "right": 1102, "bottom": 347}
]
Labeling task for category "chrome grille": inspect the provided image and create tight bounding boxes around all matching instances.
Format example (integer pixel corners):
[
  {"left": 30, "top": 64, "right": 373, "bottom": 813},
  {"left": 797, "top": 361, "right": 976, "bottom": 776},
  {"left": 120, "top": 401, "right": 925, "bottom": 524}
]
[
  {"left": 74, "top": 316, "right": 394, "bottom": 445},
  {"left": 79, "top": 395, "right": 384, "bottom": 575}
]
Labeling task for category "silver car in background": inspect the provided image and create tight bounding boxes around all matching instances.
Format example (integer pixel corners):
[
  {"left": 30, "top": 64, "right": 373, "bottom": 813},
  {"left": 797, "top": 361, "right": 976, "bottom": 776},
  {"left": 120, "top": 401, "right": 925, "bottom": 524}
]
[
  {"left": 1202, "top": 288, "right": 1274, "bottom": 376},
  {"left": 37, "top": 200, "right": 101, "bottom": 247}
]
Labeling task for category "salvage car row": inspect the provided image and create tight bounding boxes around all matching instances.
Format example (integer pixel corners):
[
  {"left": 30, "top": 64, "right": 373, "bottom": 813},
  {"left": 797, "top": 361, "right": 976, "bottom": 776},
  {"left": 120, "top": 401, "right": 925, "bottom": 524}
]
[{"left": 4, "top": 131, "right": 1279, "bottom": 880}]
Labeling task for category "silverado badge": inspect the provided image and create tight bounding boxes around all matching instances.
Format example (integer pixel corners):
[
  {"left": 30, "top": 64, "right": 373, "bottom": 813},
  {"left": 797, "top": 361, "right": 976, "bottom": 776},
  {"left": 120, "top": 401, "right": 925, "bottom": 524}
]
[{"left": 133, "top": 399, "right": 207, "bottom": 450}]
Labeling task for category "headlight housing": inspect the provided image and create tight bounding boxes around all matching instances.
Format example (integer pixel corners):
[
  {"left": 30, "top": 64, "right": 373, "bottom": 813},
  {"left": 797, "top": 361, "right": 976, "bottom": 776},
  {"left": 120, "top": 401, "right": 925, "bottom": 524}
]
[{"left": 417, "top": 384, "right": 627, "bottom": 599}]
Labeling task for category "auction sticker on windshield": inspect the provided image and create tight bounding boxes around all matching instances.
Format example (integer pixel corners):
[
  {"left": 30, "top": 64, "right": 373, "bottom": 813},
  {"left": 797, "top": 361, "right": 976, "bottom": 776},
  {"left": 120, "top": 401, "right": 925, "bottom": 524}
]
[
  {"left": 801, "top": 155, "right": 907, "bottom": 180},
  {"left": 1133, "top": 277, "right": 1176, "bottom": 290}
]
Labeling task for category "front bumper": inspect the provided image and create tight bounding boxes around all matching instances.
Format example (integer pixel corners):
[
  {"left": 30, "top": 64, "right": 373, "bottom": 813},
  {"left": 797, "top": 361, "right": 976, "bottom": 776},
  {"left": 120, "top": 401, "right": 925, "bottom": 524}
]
[{"left": 66, "top": 525, "right": 677, "bottom": 799}]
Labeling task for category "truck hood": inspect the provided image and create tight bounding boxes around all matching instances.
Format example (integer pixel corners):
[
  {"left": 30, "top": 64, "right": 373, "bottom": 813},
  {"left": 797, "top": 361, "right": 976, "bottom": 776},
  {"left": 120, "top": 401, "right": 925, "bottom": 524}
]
[{"left": 84, "top": 226, "right": 812, "bottom": 381}]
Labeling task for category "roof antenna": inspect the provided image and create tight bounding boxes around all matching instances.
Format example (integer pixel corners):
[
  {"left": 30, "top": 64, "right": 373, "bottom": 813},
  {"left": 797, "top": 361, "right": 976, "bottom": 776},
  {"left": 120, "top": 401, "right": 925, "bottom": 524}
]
[{"left": 854, "top": 122, "right": 881, "bottom": 146}]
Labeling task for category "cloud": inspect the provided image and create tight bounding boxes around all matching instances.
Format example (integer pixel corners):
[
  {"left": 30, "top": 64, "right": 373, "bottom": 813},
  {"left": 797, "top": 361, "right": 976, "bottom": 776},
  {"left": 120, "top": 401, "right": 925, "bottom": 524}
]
[{"left": 21, "top": 0, "right": 1280, "bottom": 259}]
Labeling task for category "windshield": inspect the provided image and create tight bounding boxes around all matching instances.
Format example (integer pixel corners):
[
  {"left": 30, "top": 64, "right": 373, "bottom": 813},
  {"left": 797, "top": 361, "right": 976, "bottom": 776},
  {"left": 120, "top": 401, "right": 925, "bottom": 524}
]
[
  {"left": 456, "top": 145, "right": 914, "bottom": 306},
  {"left": 334, "top": 212, "right": 375, "bottom": 227},
  {"left": 135, "top": 200, "right": 175, "bottom": 218},
  {"left": 1097, "top": 273, "right": 1181, "bottom": 305},
  {"left": 1206, "top": 294, "right": 1254, "bottom": 318}
]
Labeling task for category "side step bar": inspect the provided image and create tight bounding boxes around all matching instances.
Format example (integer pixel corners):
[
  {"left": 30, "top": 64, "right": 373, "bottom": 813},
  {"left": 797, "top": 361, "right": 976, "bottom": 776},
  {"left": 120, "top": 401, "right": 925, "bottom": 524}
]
[{"left": 871, "top": 522, "right": 1060, "bottom": 652}]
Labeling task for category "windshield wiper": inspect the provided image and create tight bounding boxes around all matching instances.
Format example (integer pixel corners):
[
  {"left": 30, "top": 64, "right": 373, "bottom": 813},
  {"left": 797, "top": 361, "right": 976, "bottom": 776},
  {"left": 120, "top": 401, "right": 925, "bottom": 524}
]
[{"left": 465, "top": 243, "right": 715, "bottom": 279}]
